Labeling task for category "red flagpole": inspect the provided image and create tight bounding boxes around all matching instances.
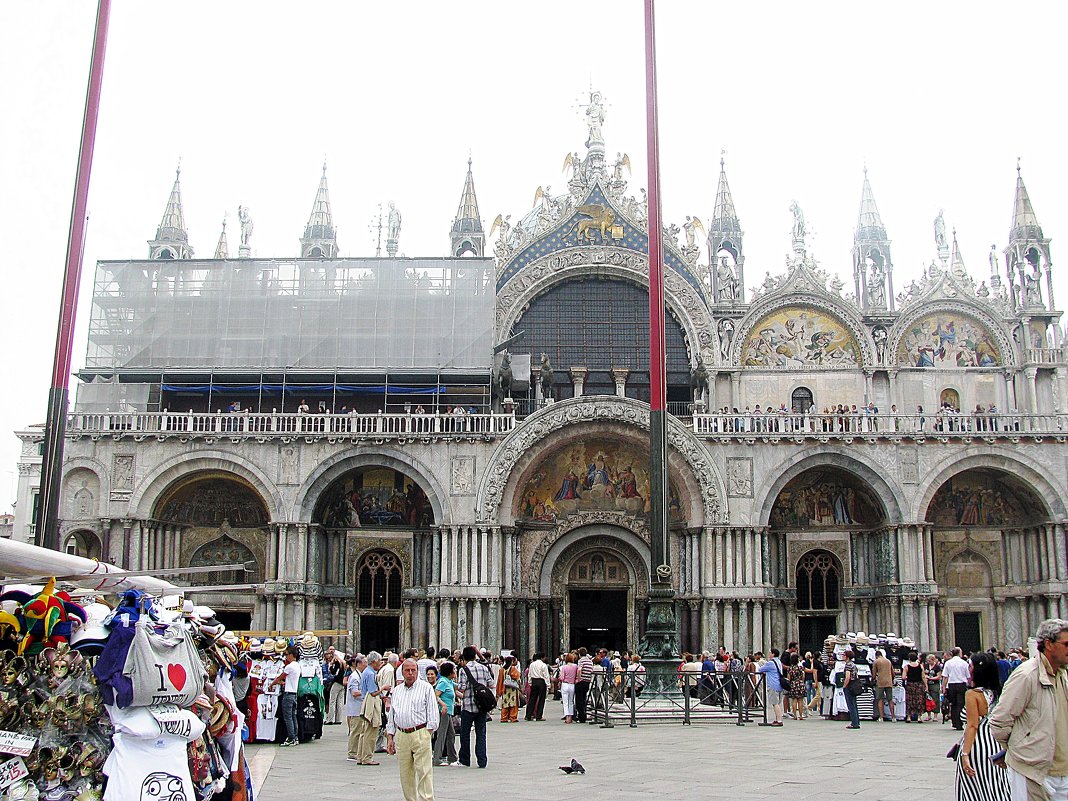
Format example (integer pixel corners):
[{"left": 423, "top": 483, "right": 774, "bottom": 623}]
[
  {"left": 37, "top": 0, "right": 112, "bottom": 550},
  {"left": 644, "top": 0, "right": 670, "bottom": 581}
]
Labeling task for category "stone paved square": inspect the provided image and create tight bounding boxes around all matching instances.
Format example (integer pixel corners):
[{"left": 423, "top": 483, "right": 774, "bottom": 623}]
[{"left": 253, "top": 699, "right": 961, "bottom": 801}]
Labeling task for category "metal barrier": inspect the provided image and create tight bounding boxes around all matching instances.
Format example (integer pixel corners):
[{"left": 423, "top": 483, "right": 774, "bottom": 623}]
[{"left": 585, "top": 669, "right": 768, "bottom": 726}]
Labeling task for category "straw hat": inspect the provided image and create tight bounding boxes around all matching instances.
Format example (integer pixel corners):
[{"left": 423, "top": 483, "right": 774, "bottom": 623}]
[
  {"left": 300, "top": 632, "right": 318, "bottom": 649},
  {"left": 901, "top": 637, "right": 916, "bottom": 648},
  {"left": 274, "top": 639, "right": 288, "bottom": 655},
  {"left": 835, "top": 634, "right": 849, "bottom": 645},
  {"left": 249, "top": 639, "right": 263, "bottom": 655}
]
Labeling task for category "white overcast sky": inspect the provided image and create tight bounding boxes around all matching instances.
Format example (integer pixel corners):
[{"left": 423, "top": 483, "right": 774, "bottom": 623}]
[{"left": 0, "top": 2, "right": 1065, "bottom": 509}]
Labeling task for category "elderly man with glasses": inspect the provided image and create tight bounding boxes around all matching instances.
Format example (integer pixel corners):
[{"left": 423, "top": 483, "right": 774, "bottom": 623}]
[{"left": 990, "top": 619, "right": 1068, "bottom": 800}]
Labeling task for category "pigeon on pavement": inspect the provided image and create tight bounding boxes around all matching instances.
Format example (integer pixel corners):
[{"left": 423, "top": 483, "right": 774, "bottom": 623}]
[{"left": 559, "top": 758, "right": 585, "bottom": 775}]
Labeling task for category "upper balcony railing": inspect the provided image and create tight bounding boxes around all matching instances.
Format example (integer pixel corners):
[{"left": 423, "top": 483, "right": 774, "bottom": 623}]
[
  {"left": 1027, "top": 347, "right": 1064, "bottom": 365},
  {"left": 692, "top": 411, "right": 1068, "bottom": 440},
  {"left": 65, "top": 408, "right": 1068, "bottom": 443},
  {"left": 67, "top": 411, "right": 517, "bottom": 439}
]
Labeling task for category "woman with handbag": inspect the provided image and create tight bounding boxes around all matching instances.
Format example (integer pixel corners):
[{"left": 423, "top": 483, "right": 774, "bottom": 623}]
[
  {"left": 559, "top": 653, "right": 579, "bottom": 722},
  {"left": 496, "top": 656, "right": 522, "bottom": 723},
  {"left": 954, "top": 651, "right": 1009, "bottom": 801},
  {"left": 432, "top": 663, "right": 459, "bottom": 766}
]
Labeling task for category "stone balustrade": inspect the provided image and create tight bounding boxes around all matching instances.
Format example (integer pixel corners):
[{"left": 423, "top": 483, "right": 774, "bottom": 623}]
[{"left": 66, "top": 410, "right": 517, "bottom": 439}]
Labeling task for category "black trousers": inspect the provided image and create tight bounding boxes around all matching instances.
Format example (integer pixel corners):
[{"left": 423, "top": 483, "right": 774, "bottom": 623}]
[
  {"left": 947, "top": 682, "right": 967, "bottom": 729},
  {"left": 574, "top": 680, "right": 590, "bottom": 723},
  {"left": 526, "top": 678, "right": 547, "bottom": 720}
]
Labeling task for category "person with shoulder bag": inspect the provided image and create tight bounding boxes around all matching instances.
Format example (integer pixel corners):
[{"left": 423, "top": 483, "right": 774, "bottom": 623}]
[
  {"left": 496, "top": 655, "right": 522, "bottom": 723},
  {"left": 455, "top": 646, "right": 494, "bottom": 768}
]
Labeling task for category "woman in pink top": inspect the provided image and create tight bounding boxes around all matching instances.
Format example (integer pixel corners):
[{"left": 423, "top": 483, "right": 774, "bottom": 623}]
[{"left": 559, "top": 652, "right": 580, "bottom": 723}]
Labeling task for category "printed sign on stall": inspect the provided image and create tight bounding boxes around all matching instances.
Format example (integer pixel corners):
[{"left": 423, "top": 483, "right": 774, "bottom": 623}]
[
  {"left": 0, "top": 756, "right": 29, "bottom": 790},
  {"left": 0, "top": 732, "right": 36, "bottom": 757}
]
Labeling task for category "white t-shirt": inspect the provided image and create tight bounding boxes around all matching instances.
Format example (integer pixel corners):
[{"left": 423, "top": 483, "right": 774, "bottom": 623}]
[
  {"left": 283, "top": 661, "right": 301, "bottom": 693},
  {"left": 943, "top": 656, "right": 970, "bottom": 684}
]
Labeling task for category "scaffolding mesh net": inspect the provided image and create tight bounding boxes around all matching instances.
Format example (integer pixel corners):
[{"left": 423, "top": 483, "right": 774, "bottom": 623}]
[{"left": 85, "top": 257, "right": 496, "bottom": 371}]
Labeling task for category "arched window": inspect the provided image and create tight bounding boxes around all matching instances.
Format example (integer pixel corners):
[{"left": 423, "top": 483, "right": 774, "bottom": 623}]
[
  {"left": 357, "top": 550, "right": 402, "bottom": 610},
  {"left": 796, "top": 549, "right": 840, "bottom": 611},
  {"left": 791, "top": 387, "right": 814, "bottom": 414}
]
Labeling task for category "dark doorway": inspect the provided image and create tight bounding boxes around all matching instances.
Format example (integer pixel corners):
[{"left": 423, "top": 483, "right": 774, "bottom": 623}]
[
  {"left": 798, "top": 615, "right": 837, "bottom": 656},
  {"left": 215, "top": 610, "right": 253, "bottom": 633},
  {"left": 953, "top": 612, "right": 982, "bottom": 654},
  {"left": 361, "top": 615, "right": 400, "bottom": 654},
  {"left": 569, "top": 589, "right": 628, "bottom": 652}
]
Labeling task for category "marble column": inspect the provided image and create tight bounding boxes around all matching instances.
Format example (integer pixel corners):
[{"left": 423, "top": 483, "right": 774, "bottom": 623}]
[
  {"left": 428, "top": 600, "right": 440, "bottom": 648},
  {"left": 612, "top": 368, "right": 630, "bottom": 398},
  {"left": 488, "top": 600, "right": 501, "bottom": 651},
  {"left": 472, "top": 599, "right": 484, "bottom": 646},
  {"left": 705, "top": 600, "right": 718, "bottom": 649},
  {"left": 752, "top": 601, "right": 764, "bottom": 653},
  {"left": 723, "top": 602, "right": 735, "bottom": 652},
  {"left": 738, "top": 601, "right": 750, "bottom": 654},
  {"left": 569, "top": 367, "right": 588, "bottom": 398}
]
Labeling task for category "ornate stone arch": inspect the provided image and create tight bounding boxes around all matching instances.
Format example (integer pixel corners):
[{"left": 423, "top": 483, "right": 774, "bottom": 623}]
[
  {"left": 62, "top": 456, "right": 111, "bottom": 503},
  {"left": 475, "top": 396, "right": 724, "bottom": 525},
  {"left": 535, "top": 522, "right": 651, "bottom": 596},
  {"left": 128, "top": 451, "right": 283, "bottom": 521},
  {"left": 731, "top": 291, "right": 875, "bottom": 367},
  {"left": 296, "top": 447, "right": 450, "bottom": 525},
  {"left": 888, "top": 298, "right": 1015, "bottom": 368},
  {"left": 495, "top": 247, "right": 717, "bottom": 367},
  {"left": 754, "top": 447, "right": 905, "bottom": 527},
  {"left": 938, "top": 546, "right": 998, "bottom": 591},
  {"left": 913, "top": 447, "right": 1065, "bottom": 522}
]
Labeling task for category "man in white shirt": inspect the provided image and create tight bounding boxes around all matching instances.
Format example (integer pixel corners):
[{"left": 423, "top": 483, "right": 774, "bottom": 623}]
[
  {"left": 525, "top": 653, "right": 550, "bottom": 721},
  {"left": 386, "top": 659, "right": 439, "bottom": 801},
  {"left": 417, "top": 648, "right": 438, "bottom": 681},
  {"left": 942, "top": 647, "right": 971, "bottom": 730},
  {"left": 270, "top": 646, "right": 302, "bottom": 746}
]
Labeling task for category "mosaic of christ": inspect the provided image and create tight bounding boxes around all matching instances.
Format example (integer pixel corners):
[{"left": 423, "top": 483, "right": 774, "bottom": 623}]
[{"left": 515, "top": 439, "right": 684, "bottom": 523}]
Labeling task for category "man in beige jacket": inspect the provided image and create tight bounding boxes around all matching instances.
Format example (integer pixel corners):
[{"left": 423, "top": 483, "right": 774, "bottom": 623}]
[{"left": 990, "top": 619, "right": 1068, "bottom": 801}]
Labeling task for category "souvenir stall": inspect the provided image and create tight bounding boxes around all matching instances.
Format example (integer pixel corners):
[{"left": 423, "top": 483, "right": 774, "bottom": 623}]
[
  {"left": 0, "top": 538, "right": 255, "bottom": 801},
  {"left": 821, "top": 631, "right": 918, "bottom": 722}
]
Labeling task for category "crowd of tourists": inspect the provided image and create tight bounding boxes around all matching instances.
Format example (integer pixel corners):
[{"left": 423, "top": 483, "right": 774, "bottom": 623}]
[
  {"left": 230, "top": 619, "right": 1068, "bottom": 801},
  {"left": 703, "top": 400, "right": 1018, "bottom": 435}
]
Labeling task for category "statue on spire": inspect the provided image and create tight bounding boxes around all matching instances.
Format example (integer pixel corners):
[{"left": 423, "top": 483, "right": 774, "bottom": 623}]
[{"left": 585, "top": 90, "right": 606, "bottom": 149}]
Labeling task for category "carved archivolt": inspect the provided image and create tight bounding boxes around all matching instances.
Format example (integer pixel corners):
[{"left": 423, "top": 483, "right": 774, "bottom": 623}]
[
  {"left": 545, "top": 532, "right": 650, "bottom": 598},
  {"left": 495, "top": 247, "right": 716, "bottom": 367},
  {"left": 475, "top": 396, "right": 723, "bottom": 525}
]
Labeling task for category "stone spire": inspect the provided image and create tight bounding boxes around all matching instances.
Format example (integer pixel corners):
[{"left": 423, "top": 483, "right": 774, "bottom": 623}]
[
  {"left": 300, "top": 161, "right": 338, "bottom": 258},
  {"left": 148, "top": 165, "right": 192, "bottom": 259},
  {"left": 708, "top": 155, "right": 745, "bottom": 304},
  {"left": 1004, "top": 161, "right": 1053, "bottom": 312},
  {"left": 852, "top": 168, "right": 893, "bottom": 311},
  {"left": 214, "top": 218, "right": 229, "bottom": 259},
  {"left": 450, "top": 157, "right": 484, "bottom": 257}
]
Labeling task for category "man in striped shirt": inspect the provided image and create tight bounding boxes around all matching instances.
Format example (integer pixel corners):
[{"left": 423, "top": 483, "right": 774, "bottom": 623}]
[
  {"left": 575, "top": 648, "right": 594, "bottom": 723},
  {"left": 386, "top": 659, "right": 439, "bottom": 801}
]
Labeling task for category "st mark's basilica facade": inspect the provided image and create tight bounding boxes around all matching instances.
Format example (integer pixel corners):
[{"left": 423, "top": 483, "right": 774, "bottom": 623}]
[{"left": 14, "top": 92, "right": 1067, "bottom": 658}]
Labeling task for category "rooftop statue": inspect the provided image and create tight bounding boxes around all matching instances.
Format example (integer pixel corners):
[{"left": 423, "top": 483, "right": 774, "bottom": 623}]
[
  {"left": 585, "top": 91, "right": 605, "bottom": 149},
  {"left": 238, "top": 205, "right": 254, "bottom": 246},
  {"left": 790, "top": 200, "right": 806, "bottom": 242},
  {"left": 388, "top": 201, "right": 402, "bottom": 241},
  {"left": 934, "top": 210, "right": 947, "bottom": 252}
]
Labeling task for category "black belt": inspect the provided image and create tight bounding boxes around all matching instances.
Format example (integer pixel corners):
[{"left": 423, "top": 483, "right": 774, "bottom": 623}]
[{"left": 399, "top": 723, "right": 427, "bottom": 734}]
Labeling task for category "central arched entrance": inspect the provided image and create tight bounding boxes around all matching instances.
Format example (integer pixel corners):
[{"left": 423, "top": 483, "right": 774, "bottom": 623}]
[{"left": 541, "top": 524, "right": 650, "bottom": 654}]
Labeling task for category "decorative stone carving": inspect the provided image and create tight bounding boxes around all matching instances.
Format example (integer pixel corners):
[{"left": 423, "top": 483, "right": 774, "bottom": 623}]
[
  {"left": 110, "top": 454, "right": 134, "bottom": 501},
  {"left": 450, "top": 456, "right": 475, "bottom": 496},
  {"left": 933, "top": 531, "right": 1004, "bottom": 586},
  {"left": 900, "top": 446, "right": 919, "bottom": 484},
  {"left": 545, "top": 532, "right": 649, "bottom": 597},
  {"left": 784, "top": 534, "right": 850, "bottom": 588},
  {"left": 475, "top": 396, "right": 723, "bottom": 525},
  {"left": 345, "top": 534, "right": 413, "bottom": 588},
  {"left": 726, "top": 457, "right": 753, "bottom": 498}
]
